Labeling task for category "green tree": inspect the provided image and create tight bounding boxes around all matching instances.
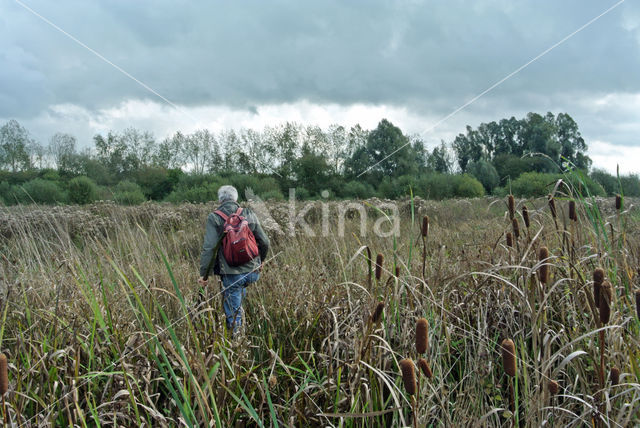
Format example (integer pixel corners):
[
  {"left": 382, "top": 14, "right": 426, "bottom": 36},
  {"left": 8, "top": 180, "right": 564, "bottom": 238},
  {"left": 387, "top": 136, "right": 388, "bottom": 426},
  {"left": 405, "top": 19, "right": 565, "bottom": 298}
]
[
  {"left": 0, "top": 120, "right": 33, "bottom": 172},
  {"left": 48, "top": 133, "right": 77, "bottom": 173},
  {"left": 68, "top": 176, "right": 98, "bottom": 204}
]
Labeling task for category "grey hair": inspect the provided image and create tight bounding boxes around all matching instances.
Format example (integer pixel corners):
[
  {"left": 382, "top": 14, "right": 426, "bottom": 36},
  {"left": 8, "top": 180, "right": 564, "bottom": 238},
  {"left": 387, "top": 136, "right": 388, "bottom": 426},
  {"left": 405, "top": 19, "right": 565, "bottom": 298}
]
[{"left": 218, "top": 185, "right": 238, "bottom": 202}]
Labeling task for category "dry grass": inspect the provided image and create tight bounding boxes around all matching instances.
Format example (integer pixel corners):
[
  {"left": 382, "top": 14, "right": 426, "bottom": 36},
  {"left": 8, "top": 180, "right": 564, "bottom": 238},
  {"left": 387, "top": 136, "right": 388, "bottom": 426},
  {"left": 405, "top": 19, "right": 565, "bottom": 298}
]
[{"left": 0, "top": 194, "right": 639, "bottom": 427}]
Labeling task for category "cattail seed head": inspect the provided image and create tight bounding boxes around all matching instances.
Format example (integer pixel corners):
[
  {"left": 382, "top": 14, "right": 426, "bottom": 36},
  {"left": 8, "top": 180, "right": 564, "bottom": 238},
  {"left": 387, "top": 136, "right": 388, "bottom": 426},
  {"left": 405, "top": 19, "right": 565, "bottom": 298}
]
[
  {"left": 418, "top": 358, "right": 433, "bottom": 379},
  {"left": 615, "top": 194, "right": 622, "bottom": 210},
  {"left": 501, "top": 339, "right": 516, "bottom": 377},
  {"left": 506, "top": 232, "right": 513, "bottom": 248},
  {"left": 538, "top": 246, "right": 549, "bottom": 284},
  {"left": 395, "top": 266, "right": 400, "bottom": 277},
  {"left": 0, "top": 353, "right": 8, "bottom": 395},
  {"left": 415, "top": 318, "right": 429, "bottom": 354},
  {"left": 610, "top": 367, "right": 620, "bottom": 386},
  {"left": 375, "top": 254, "right": 384, "bottom": 281},
  {"left": 569, "top": 200, "right": 577, "bottom": 221},
  {"left": 512, "top": 218, "right": 520, "bottom": 239},
  {"left": 508, "top": 195, "right": 515, "bottom": 220},
  {"left": 548, "top": 195, "right": 557, "bottom": 218},
  {"left": 599, "top": 280, "right": 613, "bottom": 325},
  {"left": 635, "top": 290, "right": 640, "bottom": 320},
  {"left": 268, "top": 375, "right": 278, "bottom": 389},
  {"left": 421, "top": 215, "right": 429, "bottom": 237},
  {"left": 371, "top": 301, "right": 385, "bottom": 324},
  {"left": 593, "top": 268, "right": 605, "bottom": 308},
  {"left": 399, "top": 359, "right": 417, "bottom": 395},
  {"left": 548, "top": 380, "right": 559, "bottom": 396},
  {"left": 522, "top": 205, "right": 530, "bottom": 229}
]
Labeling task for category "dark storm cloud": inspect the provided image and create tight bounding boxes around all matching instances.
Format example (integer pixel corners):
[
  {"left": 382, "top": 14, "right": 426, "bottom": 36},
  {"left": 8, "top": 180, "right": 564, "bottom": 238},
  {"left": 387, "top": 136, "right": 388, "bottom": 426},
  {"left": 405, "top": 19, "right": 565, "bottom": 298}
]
[{"left": 1, "top": 0, "right": 638, "bottom": 117}]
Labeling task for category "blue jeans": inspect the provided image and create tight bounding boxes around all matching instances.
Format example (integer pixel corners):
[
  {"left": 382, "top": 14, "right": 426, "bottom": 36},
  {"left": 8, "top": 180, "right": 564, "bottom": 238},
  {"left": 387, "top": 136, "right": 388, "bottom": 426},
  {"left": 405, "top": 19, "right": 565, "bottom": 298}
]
[{"left": 221, "top": 271, "right": 259, "bottom": 333}]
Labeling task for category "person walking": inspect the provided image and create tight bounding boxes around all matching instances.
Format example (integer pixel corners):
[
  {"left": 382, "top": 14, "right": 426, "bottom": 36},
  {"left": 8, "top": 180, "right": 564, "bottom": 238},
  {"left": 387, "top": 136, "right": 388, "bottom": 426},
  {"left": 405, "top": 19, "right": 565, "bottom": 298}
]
[{"left": 198, "top": 185, "right": 270, "bottom": 336}]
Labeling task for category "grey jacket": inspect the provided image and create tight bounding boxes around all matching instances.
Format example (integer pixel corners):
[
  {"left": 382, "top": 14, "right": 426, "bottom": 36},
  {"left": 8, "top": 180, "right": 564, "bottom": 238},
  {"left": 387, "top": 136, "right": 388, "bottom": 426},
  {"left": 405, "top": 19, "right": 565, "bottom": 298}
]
[{"left": 199, "top": 201, "right": 270, "bottom": 277}]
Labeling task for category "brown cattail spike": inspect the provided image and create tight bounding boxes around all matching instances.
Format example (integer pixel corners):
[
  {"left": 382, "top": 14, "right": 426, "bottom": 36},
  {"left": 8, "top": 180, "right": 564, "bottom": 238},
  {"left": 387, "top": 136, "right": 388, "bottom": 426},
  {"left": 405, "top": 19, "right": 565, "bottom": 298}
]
[
  {"left": 610, "top": 367, "right": 620, "bottom": 386},
  {"left": 399, "top": 359, "right": 417, "bottom": 395},
  {"left": 0, "top": 353, "right": 7, "bottom": 395},
  {"left": 375, "top": 254, "right": 384, "bottom": 281},
  {"left": 569, "top": 200, "right": 577, "bottom": 221},
  {"left": 538, "top": 246, "right": 549, "bottom": 284},
  {"left": 501, "top": 339, "right": 516, "bottom": 377},
  {"left": 635, "top": 290, "right": 640, "bottom": 320},
  {"left": 371, "top": 301, "right": 385, "bottom": 324},
  {"left": 548, "top": 380, "right": 559, "bottom": 396},
  {"left": 599, "top": 281, "right": 613, "bottom": 325},
  {"left": 615, "top": 194, "right": 622, "bottom": 210},
  {"left": 548, "top": 195, "right": 557, "bottom": 218},
  {"left": 593, "top": 268, "right": 605, "bottom": 308},
  {"left": 511, "top": 218, "right": 520, "bottom": 239},
  {"left": 508, "top": 195, "right": 515, "bottom": 220},
  {"left": 421, "top": 215, "right": 429, "bottom": 237},
  {"left": 506, "top": 232, "right": 513, "bottom": 248},
  {"left": 418, "top": 358, "right": 433, "bottom": 379},
  {"left": 416, "top": 318, "right": 429, "bottom": 354},
  {"left": 522, "top": 205, "right": 530, "bottom": 229}
]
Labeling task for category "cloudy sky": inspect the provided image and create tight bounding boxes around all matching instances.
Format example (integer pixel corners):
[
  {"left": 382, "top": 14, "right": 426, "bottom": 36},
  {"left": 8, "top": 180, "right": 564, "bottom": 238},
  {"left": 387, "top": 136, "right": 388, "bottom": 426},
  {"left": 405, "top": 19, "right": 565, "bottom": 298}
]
[{"left": 1, "top": 0, "right": 639, "bottom": 173}]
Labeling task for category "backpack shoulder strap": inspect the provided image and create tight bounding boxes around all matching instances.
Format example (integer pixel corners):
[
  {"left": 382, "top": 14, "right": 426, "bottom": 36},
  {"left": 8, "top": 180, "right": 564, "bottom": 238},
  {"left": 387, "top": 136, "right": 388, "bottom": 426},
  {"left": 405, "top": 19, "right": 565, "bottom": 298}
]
[
  {"left": 214, "top": 210, "right": 229, "bottom": 222},
  {"left": 234, "top": 207, "right": 243, "bottom": 217}
]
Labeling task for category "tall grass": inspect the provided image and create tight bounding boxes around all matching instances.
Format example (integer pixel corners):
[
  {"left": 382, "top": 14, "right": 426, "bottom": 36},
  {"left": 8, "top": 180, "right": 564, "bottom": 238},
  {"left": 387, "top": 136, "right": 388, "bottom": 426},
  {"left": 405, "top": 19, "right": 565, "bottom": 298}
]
[{"left": 0, "top": 196, "right": 638, "bottom": 426}]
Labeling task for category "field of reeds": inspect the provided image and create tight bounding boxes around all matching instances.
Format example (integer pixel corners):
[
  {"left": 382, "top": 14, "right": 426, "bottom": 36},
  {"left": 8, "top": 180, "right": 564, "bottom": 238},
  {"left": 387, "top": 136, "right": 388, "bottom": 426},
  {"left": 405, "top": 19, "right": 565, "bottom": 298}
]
[{"left": 1, "top": 188, "right": 640, "bottom": 426}]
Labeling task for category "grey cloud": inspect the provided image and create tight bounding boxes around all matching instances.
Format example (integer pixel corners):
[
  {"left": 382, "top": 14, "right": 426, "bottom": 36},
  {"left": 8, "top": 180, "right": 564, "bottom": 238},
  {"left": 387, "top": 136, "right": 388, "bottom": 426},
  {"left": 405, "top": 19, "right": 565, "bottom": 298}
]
[{"left": 0, "top": 0, "right": 639, "bottom": 171}]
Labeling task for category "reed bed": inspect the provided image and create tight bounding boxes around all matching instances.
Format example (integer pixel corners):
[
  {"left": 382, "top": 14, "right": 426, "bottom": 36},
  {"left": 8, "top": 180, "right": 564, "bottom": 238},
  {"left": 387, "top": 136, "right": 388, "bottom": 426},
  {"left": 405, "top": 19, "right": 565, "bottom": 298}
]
[{"left": 0, "top": 193, "right": 639, "bottom": 426}]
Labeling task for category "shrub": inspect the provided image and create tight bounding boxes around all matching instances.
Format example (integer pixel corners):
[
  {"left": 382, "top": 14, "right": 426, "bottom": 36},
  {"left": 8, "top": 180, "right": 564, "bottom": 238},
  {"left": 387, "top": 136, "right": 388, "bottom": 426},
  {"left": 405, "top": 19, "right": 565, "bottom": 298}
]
[
  {"left": 467, "top": 160, "right": 499, "bottom": 193},
  {"left": 419, "top": 173, "right": 454, "bottom": 200},
  {"left": 113, "top": 181, "right": 146, "bottom": 205},
  {"left": 260, "top": 189, "right": 285, "bottom": 201},
  {"left": 16, "top": 179, "right": 67, "bottom": 204},
  {"left": 511, "top": 172, "right": 560, "bottom": 197},
  {"left": 342, "top": 181, "right": 375, "bottom": 199},
  {"left": 453, "top": 174, "right": 485, "bottom": 198},
  {"left": 68, "top": 176, "right": 98, "bottom": 205},
  {"left": 164, "top": 180, "right": 224, "bottom": 203},
  {"left": 590, "top": 169, "right": 618, "bottom": 196},
  {"left": 0, "top": 181, "right": 13, "bottom": 205},
  {"left": 620, "top": 174, "right": 640, "bottom": 197}
]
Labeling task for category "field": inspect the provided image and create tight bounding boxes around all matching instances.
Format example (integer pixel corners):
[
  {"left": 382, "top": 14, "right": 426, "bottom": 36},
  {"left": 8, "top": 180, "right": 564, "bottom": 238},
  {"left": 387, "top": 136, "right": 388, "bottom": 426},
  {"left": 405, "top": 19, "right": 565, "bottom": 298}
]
[{"left": 0, "top": 192, "right": 639, "bottom": 427}]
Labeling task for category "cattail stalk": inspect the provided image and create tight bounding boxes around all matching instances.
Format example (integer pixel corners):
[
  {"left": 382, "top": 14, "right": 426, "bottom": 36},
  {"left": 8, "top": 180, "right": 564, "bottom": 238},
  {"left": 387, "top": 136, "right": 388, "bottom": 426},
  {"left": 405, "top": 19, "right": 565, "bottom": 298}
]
[
  {"left": 501, "top": 339, "right": 517, "bottom": 419},
  {"left": 569, "top": 200, "right": 577, "bottom": 221},
  {"left": 399, "top": 358, "right": 418, "bottom": 428},
  {"left": 538, "top": 247, "right": 549, "bottom": 285},
  {"left": 0, "top": 353, "right": 7, "bottom": 426},
  {"left": 375, "top": 253, "right": 384, "bottom": 282},
  {"left": 501, "top": 339, "right": 516, "bottom": 377},
  {"left": 593, "top": 268, "right": 604, "bottom": 309},
  {"left": 506, "top": 232, "right": 513, "bottom": 248},
  {"left": 371, "top": 301, "right": 384, "bottom": 324},
  {"left": 421, "top": 216, "right": 429, "bottom": 280},
  {"left": 548, "top": 195, "right": 556, "bottom": 219},
  {"left": 399, "top": 359, "right": 417, "bottom": 395},
  {"left": 511, "top": 218, "right": 520, "bottom": 240},
  {"left": 418, "top": 358, "right": 432, "bottom": 379},
  {"left": 508, "top": 195, "right": 515, "bottom": 220},
  {"left": 416, "top": 318, "right": 428, "bottom": 355},
  {"left": 597, "top": 281, "right": 612, "bottom": 406},
  {"left": 522, "top": 205, "right": 530, "bottom": 229},
  {"left": 421, "top": 215, "right": 429, "bottom": 238},
  {"left": 610, "top": 367, "right": 620, "bottom": 386}
]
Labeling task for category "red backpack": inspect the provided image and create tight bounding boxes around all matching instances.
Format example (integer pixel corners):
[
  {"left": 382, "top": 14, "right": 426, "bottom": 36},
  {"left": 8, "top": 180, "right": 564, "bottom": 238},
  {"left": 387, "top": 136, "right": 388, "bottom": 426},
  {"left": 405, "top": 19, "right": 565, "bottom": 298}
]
[{"left": 214, "top": 207, "right": 259, "bottom": 267}]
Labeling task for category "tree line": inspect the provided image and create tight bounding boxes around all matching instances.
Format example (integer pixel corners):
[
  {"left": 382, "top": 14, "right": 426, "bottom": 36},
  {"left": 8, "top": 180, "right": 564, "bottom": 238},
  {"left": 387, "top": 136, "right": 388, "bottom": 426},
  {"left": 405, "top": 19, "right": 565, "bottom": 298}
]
[{"left": 0, "top": 112, "right": 637, "bottom": 205}]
